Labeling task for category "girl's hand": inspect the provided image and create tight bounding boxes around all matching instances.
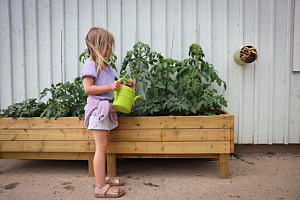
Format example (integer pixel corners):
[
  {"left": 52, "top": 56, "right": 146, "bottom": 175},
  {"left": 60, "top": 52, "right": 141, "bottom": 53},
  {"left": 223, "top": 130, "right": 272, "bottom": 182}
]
[
  {"left": 125, "top": 79, "right": 135, "bottom": 88},
  {"left": 110, "top": 81, "right": 121, "bottom": 91}
]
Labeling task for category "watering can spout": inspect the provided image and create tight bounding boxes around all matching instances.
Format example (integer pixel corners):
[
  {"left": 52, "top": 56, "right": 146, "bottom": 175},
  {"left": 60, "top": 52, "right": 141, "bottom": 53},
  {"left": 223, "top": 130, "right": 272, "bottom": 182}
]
[{"left": 133, "top": 95, "right": 143, "bottom": 103}]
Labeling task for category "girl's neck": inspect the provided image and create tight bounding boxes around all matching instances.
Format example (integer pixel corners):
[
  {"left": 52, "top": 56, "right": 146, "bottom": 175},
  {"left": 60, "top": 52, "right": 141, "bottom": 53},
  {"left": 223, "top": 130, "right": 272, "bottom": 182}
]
[{"left": 88, "top": 56, "right": 95, "bottom": 62}]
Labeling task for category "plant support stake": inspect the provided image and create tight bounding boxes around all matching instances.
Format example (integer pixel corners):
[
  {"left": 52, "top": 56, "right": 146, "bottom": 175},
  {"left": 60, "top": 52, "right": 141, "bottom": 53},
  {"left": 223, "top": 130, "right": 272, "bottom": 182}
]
[{"left": 167, "top": 25, "right": 175, "bottom": 90}]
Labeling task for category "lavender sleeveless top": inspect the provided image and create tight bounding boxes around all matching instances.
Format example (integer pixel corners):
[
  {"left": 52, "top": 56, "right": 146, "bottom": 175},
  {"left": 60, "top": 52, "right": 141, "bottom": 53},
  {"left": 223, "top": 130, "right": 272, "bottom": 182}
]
[{"left": 81, "top": 60, "right": 115, "bottom": 100}]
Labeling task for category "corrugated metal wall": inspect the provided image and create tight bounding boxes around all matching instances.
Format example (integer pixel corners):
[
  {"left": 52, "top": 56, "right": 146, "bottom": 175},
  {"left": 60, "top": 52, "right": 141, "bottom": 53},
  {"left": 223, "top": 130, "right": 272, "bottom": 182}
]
[{"left": 0, "top": 0, "right": 299, "bottom": 144}]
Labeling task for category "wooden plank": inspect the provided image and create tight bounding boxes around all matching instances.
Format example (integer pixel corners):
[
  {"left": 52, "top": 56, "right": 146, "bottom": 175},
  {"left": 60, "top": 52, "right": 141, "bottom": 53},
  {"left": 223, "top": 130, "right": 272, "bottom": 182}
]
[
  {"left": 0, "top": 141, "right": 95, "bottom": 153},
  {"left": 219, "top": 153, "right": 229, "bottom": 179},
  {"left": 110, "top": 129, "right": 230, "bottom": 142},
  {"left": 0, "top": 117, "right": 85, "bottom": 129},
  {"left": 230, "top": 116, "right": 234, "bottom": 153},
  {"left": 107, "top": 153, "right": 117, "bottom": 177},
  {"left": 0, "top": 129, "right": 93, "bottom": 141},
  {"left": 116, "top": 115, "right": 232, "bottom": 129},
  {"left": 117, "top": 154, "right": 219, "bottom": 159},
  {"left": 108, "top": 141, "right": 230, "bottom": 154},
  {"left": 0, "top": 152, "right": 90, "bottom": 160},
  {"left": 0, "top": 115, "right": 232, "bottom": 130}
]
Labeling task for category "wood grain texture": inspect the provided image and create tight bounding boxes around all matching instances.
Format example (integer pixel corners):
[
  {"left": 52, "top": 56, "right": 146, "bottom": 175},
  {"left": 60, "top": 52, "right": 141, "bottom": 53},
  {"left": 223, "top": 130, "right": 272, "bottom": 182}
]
[
  {"left": 107, "top": 141, "right": 230, "bottom": 154},
  {"left": 219, "top": 153, "right": 229, "bottom": 179},
  {"left": 110, "top": 129, "right": 230, "bottom": 142},
  {"left": 0, "top": 117, "right": 85, "bottom": 129},
  {"left": 116, "top": 115, "right": 231, "bottom": 129}
]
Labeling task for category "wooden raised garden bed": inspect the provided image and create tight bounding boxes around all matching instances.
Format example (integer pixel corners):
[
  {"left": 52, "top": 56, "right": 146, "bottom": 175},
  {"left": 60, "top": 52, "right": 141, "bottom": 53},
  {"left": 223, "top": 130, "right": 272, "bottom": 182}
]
[{"left": 0, "top": 111, "right": 234, "bottom": 179}]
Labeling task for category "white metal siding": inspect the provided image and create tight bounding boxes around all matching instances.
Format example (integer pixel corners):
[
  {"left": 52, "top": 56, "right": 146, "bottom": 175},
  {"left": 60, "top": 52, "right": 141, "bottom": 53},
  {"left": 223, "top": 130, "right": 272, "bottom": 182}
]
[{"left": 0, "top": 0, "right": 299, "bottom": 144}]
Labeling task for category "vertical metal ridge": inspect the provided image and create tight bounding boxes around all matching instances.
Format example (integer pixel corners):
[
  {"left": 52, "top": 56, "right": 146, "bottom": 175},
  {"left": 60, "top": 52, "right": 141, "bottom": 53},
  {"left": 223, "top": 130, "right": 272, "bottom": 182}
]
[
  {"left": 49, "top": 0, "right": 53, "bottom": 84},
  {"left": 150, "top": 0, "right": 152, "bottom": 47},
  {"left": 164, "top": 0, "right": 167, "bottom": 57},
  {"left": 92, "top": 0, "right": 94, "bottom": 26},
  {"left": 22, "top": 0, "right": 27, "bottom": 100},
  {"left": 224, "top": 0, "right": 228, "bottom": 101},
  {"left": 177, "top": 0, "right": 182, "bottom": 60},
  {"left": 104, "top": 0, "right": 107, "bottom": 29},
  {"left": 35, "top": 0, "right": 40, "bottom": 101},
  {"left": 268, "top": 0, "right": 275, "bottom": 144},
  {"left": 238, "top": 0, "right": 244, "bottom": 144},
  {"left": 253, "top": 0, "right": 259, "bottom": 144},
  {"left": 192, "top": 0, "right": 197, "bottom": 43},
  {"left": 63, "top": 0, "right": 66, "bottom": 81},
  {"left": 8, "top": 0, "right": 14, "bottom": 104},
  {"left": 133, "top": 0, "right": 137, "bottom": 43},
  {"left": 284, "top": 0, "right": 292, "bottom": 144},
  {"left": 120, "top": 0, "right": 122, "bottom": 62},
  {"left": 208, "top": 0, "right": 212, "bottom": 62},
  {"left": 77, "top": 0, "right": 80, "bottom": 77}
]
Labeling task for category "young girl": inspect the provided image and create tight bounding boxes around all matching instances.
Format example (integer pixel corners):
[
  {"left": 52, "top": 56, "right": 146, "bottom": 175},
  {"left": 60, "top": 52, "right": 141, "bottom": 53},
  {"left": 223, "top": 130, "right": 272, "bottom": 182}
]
[{"left": 81, "top": 27, "right": 134, "bottom": 198}]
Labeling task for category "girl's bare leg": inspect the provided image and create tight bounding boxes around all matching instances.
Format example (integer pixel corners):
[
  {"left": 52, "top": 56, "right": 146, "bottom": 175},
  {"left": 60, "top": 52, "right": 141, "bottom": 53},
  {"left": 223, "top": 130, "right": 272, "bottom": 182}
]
[
  {"left": 93, "top": 130, "right": 124, "bottom": 194},
  {"left": 93, "top": 130, "right": 109, "bottom": 189}
]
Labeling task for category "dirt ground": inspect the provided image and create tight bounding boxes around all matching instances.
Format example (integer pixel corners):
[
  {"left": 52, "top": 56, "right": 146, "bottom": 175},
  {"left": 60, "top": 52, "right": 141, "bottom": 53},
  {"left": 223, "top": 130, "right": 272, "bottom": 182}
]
[{"left": 0, "top": 146, "right": 300, "bottom": 200}]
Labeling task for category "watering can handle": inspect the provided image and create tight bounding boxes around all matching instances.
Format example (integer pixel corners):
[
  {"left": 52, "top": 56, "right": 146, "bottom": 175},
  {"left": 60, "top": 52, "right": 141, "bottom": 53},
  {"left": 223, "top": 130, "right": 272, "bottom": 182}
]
[
  {"left": 114, "top": 78, "right": 131, "bottom": 101},
  {"left": 118, "top": 78, "right": 130, "bottom": 83}
]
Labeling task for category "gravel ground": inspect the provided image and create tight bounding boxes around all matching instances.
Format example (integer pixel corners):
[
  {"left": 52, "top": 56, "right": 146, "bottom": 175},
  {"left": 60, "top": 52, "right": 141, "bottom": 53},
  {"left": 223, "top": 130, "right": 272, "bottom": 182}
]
[{"left": 0, "top": 152, "right": 300, "bottom": 200}]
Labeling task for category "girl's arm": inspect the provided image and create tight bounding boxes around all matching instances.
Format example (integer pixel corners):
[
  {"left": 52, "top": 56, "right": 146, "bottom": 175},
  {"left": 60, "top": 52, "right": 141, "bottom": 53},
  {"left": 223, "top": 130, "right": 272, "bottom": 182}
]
[{"left": 83, "top": 76, "right": 121, "bottom": 95}]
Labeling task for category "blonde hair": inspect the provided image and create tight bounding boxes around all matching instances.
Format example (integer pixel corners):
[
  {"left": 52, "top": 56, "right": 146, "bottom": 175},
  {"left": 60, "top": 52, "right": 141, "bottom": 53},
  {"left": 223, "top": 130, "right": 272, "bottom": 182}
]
[{"left": 85, "top": 27, "right": 115, "bottom": 74}]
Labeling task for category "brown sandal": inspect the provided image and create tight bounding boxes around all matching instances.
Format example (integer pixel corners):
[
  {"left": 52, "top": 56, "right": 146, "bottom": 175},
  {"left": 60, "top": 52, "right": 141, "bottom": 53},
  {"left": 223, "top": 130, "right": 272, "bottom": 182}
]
[
  {"left": 105, "top": 176, "right": 125, "bottom": 186},
  {"left": 94, "top": 184, "right": 125, "bottom": 198}
]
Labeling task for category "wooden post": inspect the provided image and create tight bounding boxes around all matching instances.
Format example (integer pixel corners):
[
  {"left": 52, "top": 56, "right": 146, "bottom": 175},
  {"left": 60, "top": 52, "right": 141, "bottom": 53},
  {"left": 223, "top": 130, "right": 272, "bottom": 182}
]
[
  {"left": 88, "top": 153, "right": 95, "bottom": 177},
  {"left": 230, "top": 116, "right": 234, "bottom": 153},
  {"left": 219, "top": 153, "right": 229, "bottom": 179},
  {"left": 107, "top": 153, "right": 117, "bottom": 177}
]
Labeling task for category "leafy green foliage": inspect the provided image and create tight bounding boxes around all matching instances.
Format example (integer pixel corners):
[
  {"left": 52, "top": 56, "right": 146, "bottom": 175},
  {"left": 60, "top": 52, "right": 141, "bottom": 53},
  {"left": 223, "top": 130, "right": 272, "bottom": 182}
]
[
  {"left": 0, "top": 77, "right": 87, "bottom": 118},
  {"left": 1, "top": 42, "right": 226, "bottom": 118},
  {"left": 0, "top": 98, "right": 46, "bottom": 117},
  {"left": 119, "top": 42, "right": 227, "bottom": 116},
  {"left": 0, "top": 51, "right": 119, "bottom": 118},
  {"left": 39, "top": 77, "right": 88, "bottom": 118}
]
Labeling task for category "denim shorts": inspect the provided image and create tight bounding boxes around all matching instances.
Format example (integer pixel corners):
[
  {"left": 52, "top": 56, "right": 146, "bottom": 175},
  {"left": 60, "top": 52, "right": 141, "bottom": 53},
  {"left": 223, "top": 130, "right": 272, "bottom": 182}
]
[{"left": 87, "top": 109, "right": 118, "bottom": 130}]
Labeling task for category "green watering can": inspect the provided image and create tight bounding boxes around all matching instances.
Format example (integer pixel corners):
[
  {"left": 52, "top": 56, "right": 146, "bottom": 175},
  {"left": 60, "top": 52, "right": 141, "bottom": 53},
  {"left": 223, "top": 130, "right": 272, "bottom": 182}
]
[{"left": 112, "top": 78, "right": 143, "bottom": 113}]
